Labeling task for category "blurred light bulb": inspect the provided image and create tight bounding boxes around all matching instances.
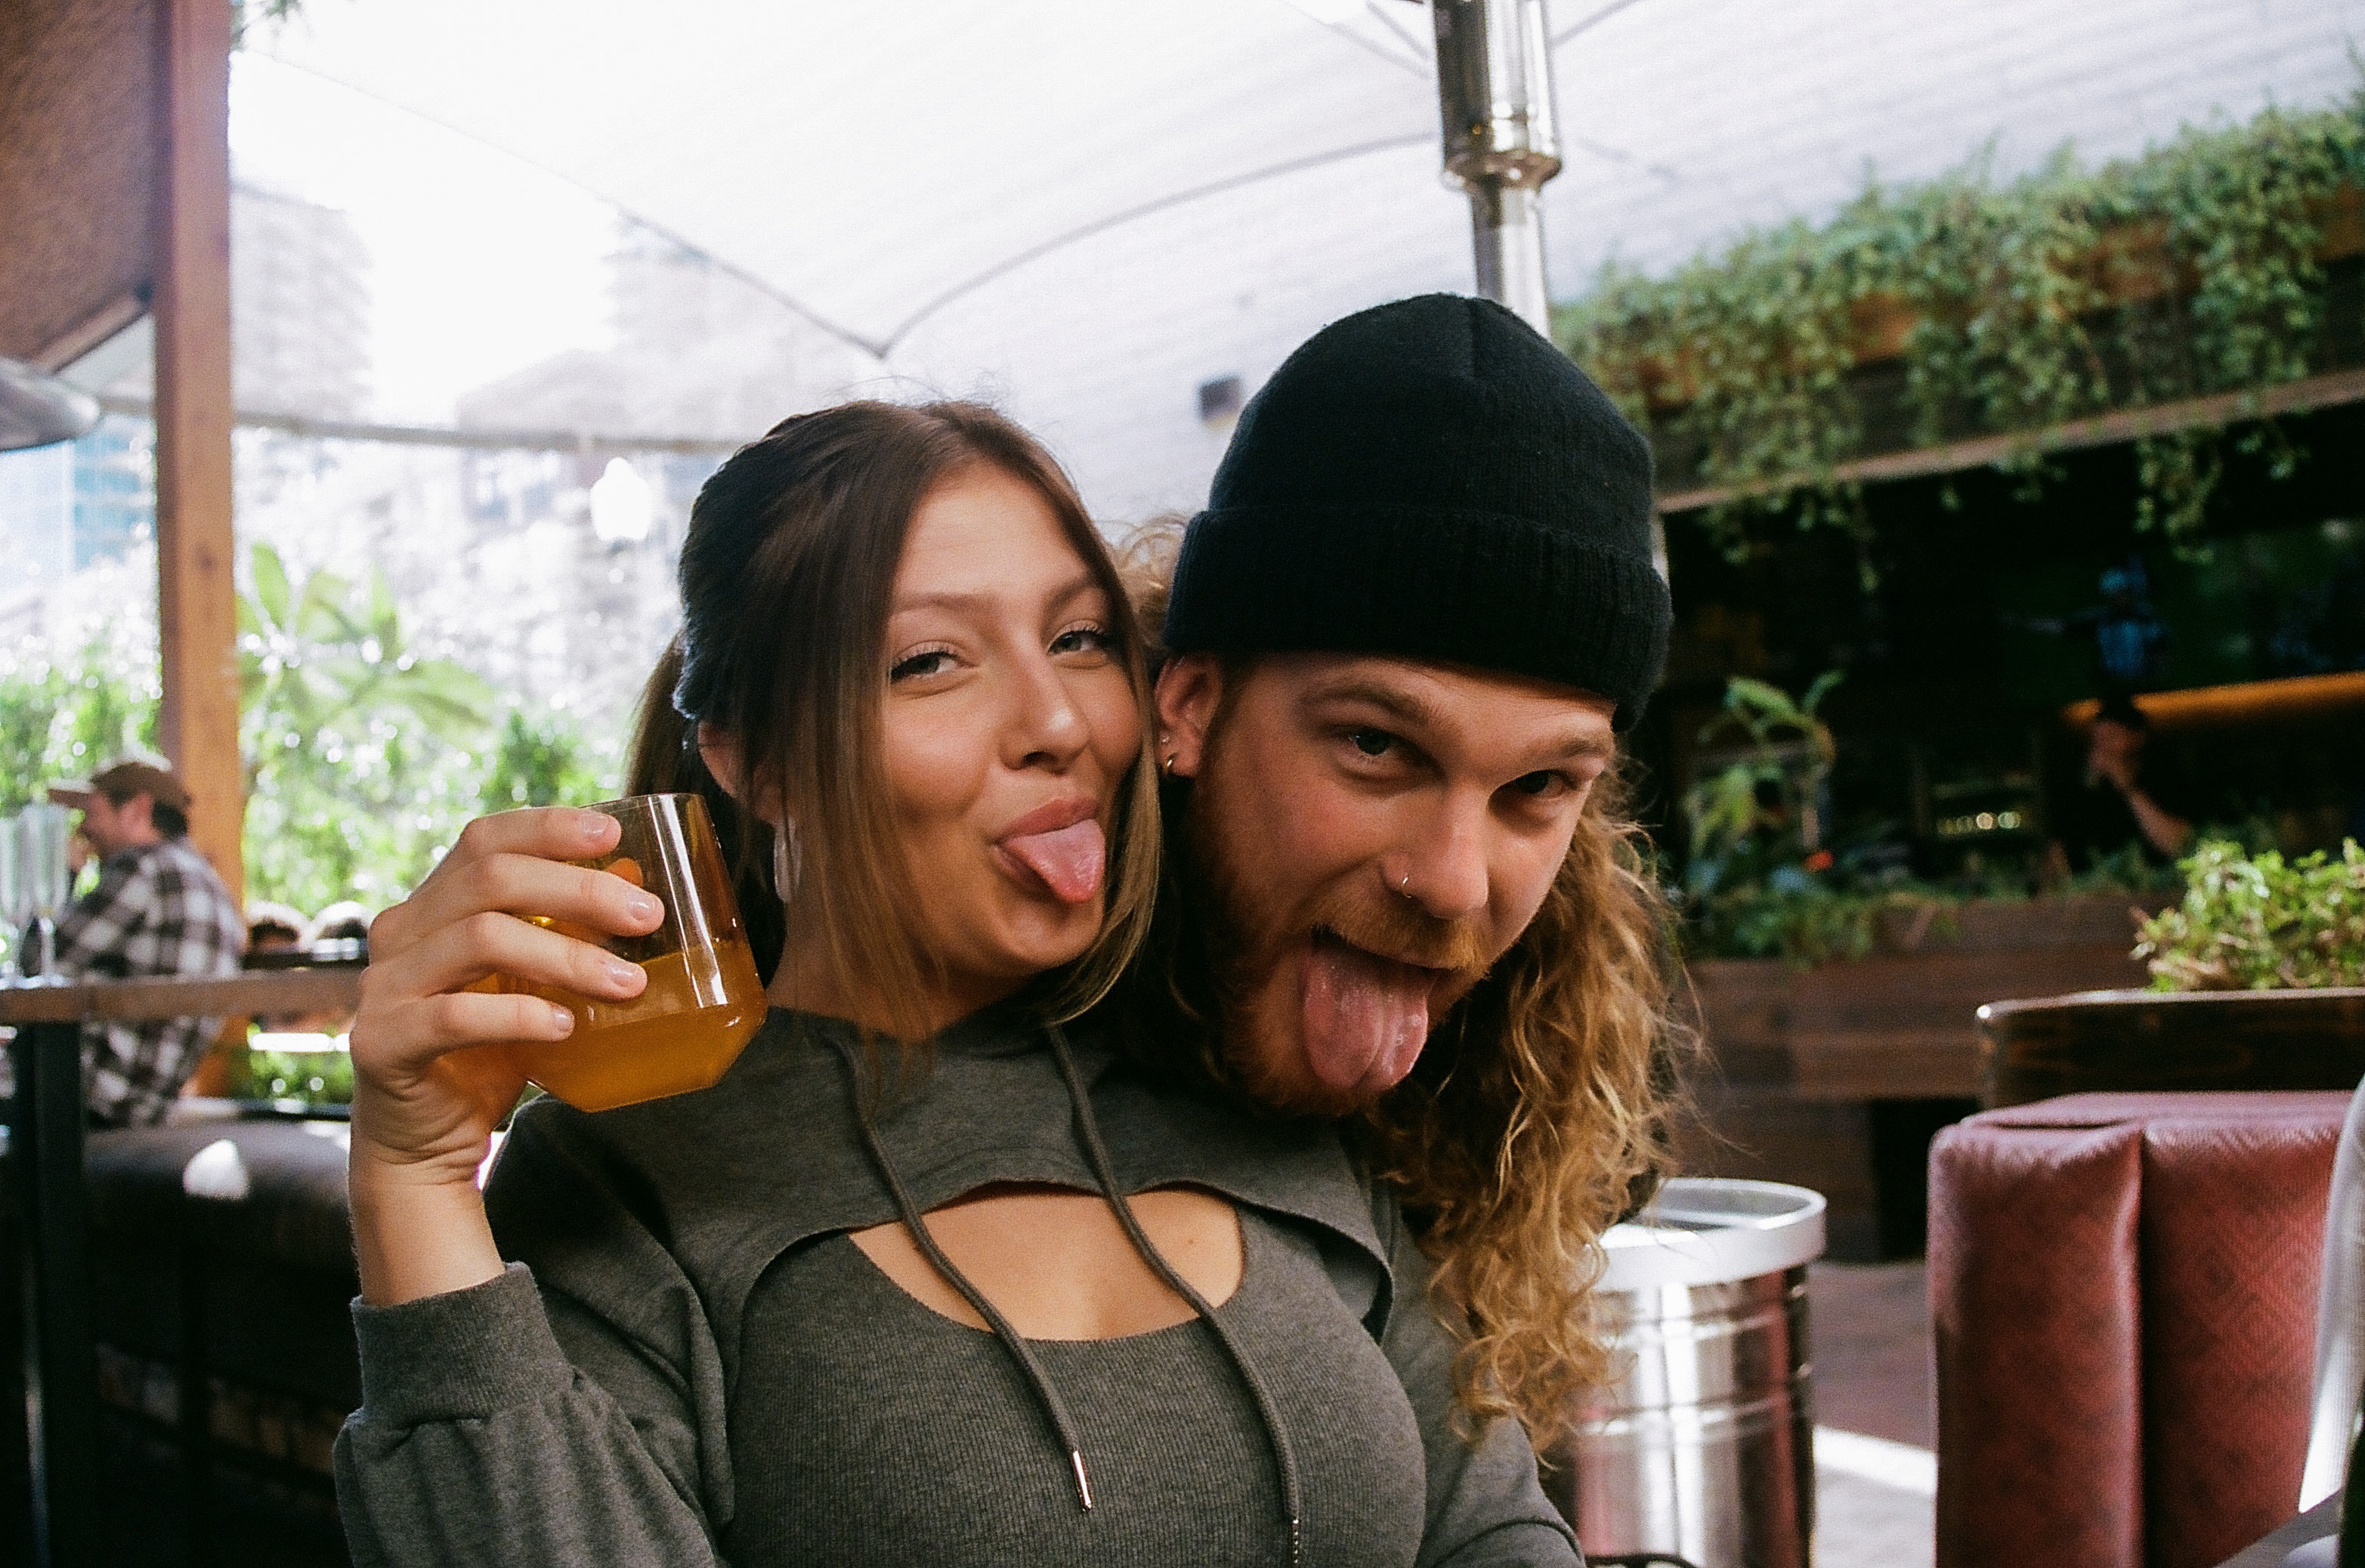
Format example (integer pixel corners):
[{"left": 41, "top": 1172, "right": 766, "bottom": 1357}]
[{"left": 589, "top": 457, "right": 654, "bottom": 543}]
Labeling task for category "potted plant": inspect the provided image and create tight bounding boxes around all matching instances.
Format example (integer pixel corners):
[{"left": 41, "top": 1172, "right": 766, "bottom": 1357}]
[{"left": 1978, "top": 840, "right": 2365, "bottom": 1106}]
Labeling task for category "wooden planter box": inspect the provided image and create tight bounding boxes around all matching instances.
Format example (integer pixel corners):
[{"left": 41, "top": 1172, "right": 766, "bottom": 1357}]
[
  {"left": 1978, "top": 985, "right": 2365, "bottom": 1108},
  {"left": 1685, "top": 895, "right": 2156, "bottom": 1101},
  {"left": 1677, "top": 894, "right": 2159, "bottom": 1258}
]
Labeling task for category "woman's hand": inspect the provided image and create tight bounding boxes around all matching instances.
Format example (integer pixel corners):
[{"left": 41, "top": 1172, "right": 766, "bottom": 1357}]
[{"left": 348, "top": 806, "right": 663, "bottom": 1304}]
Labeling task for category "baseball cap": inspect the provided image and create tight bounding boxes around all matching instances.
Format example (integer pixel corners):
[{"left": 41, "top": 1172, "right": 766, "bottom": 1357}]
[{"left": 48, "top": 759, "right": 193, "bottom": 815}]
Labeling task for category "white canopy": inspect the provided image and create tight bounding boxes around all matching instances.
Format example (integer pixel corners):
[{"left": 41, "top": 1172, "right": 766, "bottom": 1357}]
[{"left": 255, "top": 0, "right": 2364, "bottom": 520}]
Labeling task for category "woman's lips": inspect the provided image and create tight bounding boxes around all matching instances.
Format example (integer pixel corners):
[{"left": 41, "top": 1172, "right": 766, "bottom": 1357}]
[{"left": 996, "top": 799, "right": 1106, "bottom": 905}]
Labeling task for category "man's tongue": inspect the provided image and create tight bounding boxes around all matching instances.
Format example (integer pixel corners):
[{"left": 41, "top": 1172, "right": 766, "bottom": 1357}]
[
  {"left": 1300, "top": 934, "right": 1433, "bottom": 1096},
  {"left": 1003, "top": 818, "right": 1105, "bottom": 904}
]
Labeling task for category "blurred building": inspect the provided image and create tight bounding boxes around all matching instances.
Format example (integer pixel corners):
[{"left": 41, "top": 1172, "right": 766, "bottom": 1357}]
[
  {"left": 0, "top": 441, "right": 73, "bottom": 640},
  {"left": 0, "top": 182, "right": 367, "bottom": 645},
  {"left": 232, "top": 180, "right": 371, "bottom": 419},
  {"left": 457, "top": 219, "right": 870, "bottom": 444}
]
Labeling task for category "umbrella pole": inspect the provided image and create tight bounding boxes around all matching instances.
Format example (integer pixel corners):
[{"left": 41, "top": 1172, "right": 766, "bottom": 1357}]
[{"left": 1433, "top": 0, "right": 1563, "bottom": 336}]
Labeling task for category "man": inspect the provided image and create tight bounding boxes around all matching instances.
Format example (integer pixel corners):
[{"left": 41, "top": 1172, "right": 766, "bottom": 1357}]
[
  {"left": 1120, "top": 293, "right": 1677, "bottom": 1449},
  {"left": 47, "top": 758, "right": 245, "bottom": 1124},
  {"left": 2053, "top": 691, "right": 2193, "bottom": 869}
]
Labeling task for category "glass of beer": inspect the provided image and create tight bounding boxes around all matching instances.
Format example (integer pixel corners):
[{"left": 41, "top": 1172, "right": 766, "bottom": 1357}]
[{"left": 491, "top": 793, "right": 767, "bottom": 1112}]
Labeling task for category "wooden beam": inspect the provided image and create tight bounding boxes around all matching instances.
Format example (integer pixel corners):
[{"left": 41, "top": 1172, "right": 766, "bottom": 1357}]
[
  {"left": 151, "top": 0, "right": 241, "bottom": 904},
  {"left": 1657, "top": 364, "right": 2365, "bottom": 515},
  {"left": 2062, "top": 670, "right": 2365, "bottom": 734},
  {"left": 95, "top": 391, "right": 750, "bottom": 456}
]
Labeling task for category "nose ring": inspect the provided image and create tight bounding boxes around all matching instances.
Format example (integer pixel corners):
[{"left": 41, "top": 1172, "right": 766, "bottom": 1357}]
[{"left": 1399, "top": 871, "right": 1412, "bottom": 895}]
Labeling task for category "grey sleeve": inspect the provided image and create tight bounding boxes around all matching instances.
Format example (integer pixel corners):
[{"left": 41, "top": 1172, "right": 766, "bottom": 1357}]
[
  {"left": 1379, "top": 1202, "right": 1584, "bottom": 1568},
  {"left": 332, "top": 1263, "right": 725, "bottom": 1568}
]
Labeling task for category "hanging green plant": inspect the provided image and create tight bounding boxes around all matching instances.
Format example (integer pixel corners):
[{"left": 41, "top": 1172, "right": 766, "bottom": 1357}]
[{"left": 1558, "top": 91, "right": 2365, "bottom": 564}]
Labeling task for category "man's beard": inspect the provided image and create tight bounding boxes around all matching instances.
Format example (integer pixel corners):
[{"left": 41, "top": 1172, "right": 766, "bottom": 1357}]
[{"left": 1182, "top": 770, "right": 1493, "bottom": 1115}]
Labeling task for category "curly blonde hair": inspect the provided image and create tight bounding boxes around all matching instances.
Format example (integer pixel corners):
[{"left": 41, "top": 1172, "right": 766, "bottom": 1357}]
[{"left": 1360, "top": 770, "right": 1682, "bottom": 1440}]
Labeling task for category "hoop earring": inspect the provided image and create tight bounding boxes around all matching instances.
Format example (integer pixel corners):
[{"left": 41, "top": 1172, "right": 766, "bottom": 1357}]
[{"left": 772, "top": 818, "right": 802, "bottom": 904}]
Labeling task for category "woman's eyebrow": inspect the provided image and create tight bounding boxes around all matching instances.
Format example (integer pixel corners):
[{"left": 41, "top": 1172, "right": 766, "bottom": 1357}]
[
  {"left": 1043, "top": 571, "right": 1102, "bottom": 612},
  {"left": 892, "top": 571, "right": 1101, "bottom": 617}
]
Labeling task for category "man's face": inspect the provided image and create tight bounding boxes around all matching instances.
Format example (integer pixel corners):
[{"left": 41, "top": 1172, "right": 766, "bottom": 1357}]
[
  {"left": 1158, "top": 651, "right": 1617, "bottom": 1115},
  {"left": 76, "top": 791, "right": 151, "bottom": 861}
]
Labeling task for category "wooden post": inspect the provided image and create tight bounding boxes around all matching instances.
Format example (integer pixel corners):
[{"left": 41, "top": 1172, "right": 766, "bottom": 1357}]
[{"left": 151, "top": 0, "right": 242, "bottom": 902}]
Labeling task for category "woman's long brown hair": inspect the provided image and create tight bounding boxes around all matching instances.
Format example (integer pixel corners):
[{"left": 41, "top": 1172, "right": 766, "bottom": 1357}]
[{"left": 626, "top": 401, "right": 1161, "bottom": 1045}]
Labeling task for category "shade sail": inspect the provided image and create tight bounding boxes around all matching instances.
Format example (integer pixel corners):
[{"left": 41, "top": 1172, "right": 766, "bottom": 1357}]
[{"left": 253, "top": 0, "right": 2365, "bottom": 519}]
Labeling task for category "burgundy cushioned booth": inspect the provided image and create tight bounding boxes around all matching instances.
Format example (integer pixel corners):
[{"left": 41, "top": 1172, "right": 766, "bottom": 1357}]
[{"left": 1929, "top": 1092, "right": 2349, "bottom": 1568}]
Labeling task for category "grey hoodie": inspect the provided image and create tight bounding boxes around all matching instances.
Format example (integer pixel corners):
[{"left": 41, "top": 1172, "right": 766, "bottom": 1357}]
[{"left": 332, "top": 1007, "right": 1581, "bottom": 1566}]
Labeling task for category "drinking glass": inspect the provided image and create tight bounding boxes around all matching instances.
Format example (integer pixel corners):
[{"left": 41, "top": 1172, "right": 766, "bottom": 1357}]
[
  {"left": 17, "top": 804, "right": 72, "bottom": 983},
  {"left": 481, "top": 793, "right": 767, "bottom": 1111},
  {"left": 0, "top": 811, "right": 23, "bottom": 982}
]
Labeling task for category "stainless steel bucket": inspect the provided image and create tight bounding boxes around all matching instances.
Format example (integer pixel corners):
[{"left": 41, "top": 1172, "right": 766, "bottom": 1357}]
[{"left": 1548, "top": 1177, "right": 1827, "bottom": 1568}]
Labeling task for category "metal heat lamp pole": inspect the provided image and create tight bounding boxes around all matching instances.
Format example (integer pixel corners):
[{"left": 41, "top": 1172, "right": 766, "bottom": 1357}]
[{"left": 1432, "top": 0, "right": 1563, "bottom": 335}]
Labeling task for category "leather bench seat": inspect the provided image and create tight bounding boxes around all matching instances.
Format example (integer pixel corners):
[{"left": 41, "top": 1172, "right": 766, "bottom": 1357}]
[
  {"left": 1931, "top": 1092, "right": 2350, "bottom": 1568},
  {"left": 85, "top": 1118, "right": 360, "bottom": 1566}
]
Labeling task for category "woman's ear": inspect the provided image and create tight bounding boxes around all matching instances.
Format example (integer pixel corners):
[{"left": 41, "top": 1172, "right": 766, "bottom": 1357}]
[
  {"left": 1152, "top": 653, "right": 1224, "bottom": 780},
  {"left": 697, "top": 723, "right": 746, "bottom": 803}
]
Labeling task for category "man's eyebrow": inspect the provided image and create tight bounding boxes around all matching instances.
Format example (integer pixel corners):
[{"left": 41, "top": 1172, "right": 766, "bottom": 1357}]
[
  {"left": 1538, "top": 730, "right": 1618, "bottom": 766},
  {"left": 1306, "top": 679, "right": 1616, "bottom": 764},
  {"left": 1304, "top": 679, "right": 1444, "bottom": 731}
]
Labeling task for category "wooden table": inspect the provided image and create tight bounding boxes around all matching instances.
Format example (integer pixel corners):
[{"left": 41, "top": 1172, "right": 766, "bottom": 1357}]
[{"left": 0, "top": 969, "right": 362, "bottom": 1568}]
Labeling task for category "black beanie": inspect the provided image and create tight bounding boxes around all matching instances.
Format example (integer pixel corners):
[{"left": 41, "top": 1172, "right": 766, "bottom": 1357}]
[{"left": 1163, "top": 293, "right": 1671, "bottom": 731}]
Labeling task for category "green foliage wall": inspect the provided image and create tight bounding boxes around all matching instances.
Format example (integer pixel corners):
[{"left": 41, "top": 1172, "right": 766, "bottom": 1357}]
[{"left": 1557, "top": 93, "right": 2365, "bottom": 560}]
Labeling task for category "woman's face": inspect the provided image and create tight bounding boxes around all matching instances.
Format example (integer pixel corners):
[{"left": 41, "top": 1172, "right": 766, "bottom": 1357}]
[{"left": 880, "top": 463, "right": 1140, "bottom": 1012}]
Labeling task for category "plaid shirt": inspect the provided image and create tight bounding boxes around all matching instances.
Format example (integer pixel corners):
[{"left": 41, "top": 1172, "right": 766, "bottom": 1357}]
[{"left": 52, "top": 837, "right": 246, "bottom": 1125}]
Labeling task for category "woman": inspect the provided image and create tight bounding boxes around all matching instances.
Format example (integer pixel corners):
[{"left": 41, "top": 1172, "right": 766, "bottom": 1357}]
[{"left": 334, "top": 402, "right": 1575, "bottom": 1566}]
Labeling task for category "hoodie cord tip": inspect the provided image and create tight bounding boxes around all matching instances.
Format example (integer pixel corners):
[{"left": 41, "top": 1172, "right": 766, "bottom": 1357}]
[{"left": 1071, "top": 1450, "right": 1095, "bottom": 1511}]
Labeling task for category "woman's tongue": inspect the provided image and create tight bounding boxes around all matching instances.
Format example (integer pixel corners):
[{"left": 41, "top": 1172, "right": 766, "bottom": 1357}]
[
  {"left": 1299, "top": 932, "right": 1433, "bottom": 1095},
  {"left": 1003, "top": 818, "right": 1106, "bottom": 904}
]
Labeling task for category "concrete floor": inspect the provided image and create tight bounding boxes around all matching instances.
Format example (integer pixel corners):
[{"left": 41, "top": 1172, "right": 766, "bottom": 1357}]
[{"left": 1811, "top": 1260, "right": 1936, "bottom": 1568}]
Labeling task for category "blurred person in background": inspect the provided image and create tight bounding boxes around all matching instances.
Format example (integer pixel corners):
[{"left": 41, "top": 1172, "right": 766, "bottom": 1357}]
[
  {"left": 2051, "top": 691, "right": 2194, "bottom": 870},
  {"left": 45, "top": 758, "right": 245, "bottom": 1124},
  {"left": 246, "top": 902, "right": 309, "bottom": 957}
]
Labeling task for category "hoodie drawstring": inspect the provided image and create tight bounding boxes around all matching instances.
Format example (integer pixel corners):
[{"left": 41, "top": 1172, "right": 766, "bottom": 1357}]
[
  {"left": 839, "top": 1036, "right": 1099, "bottom": 1510},
  {"left": 835, "top": 1026, "right": 1305, "bottom": 1566},
  {"left": 1045, "top": 1024, "right": 1306, "bottom": 1568}
]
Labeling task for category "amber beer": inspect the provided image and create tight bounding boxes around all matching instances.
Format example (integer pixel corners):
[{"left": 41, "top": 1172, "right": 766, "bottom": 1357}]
[{"left": 493, "top": 793, "right": 768, "bottom": 1111}]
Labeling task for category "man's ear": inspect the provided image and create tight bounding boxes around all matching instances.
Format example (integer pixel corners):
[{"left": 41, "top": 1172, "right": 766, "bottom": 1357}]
[
  {"left": 1154, "top": 654, "right": 1226, "bottom": 780},
  {"left": 697, "top": 724, "right": 746, "bottom": 803}
]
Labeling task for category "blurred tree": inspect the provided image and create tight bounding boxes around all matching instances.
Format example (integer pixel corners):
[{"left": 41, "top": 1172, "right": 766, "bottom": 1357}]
[
  {"left": 239, "top": 542, "right": 496, "bottom": 911},
  {"left": 0, "top": 631, "right": 160, "bottom": 812},
  {"left": 481, "top": 709, "right": 608, "bottom": 812}
]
